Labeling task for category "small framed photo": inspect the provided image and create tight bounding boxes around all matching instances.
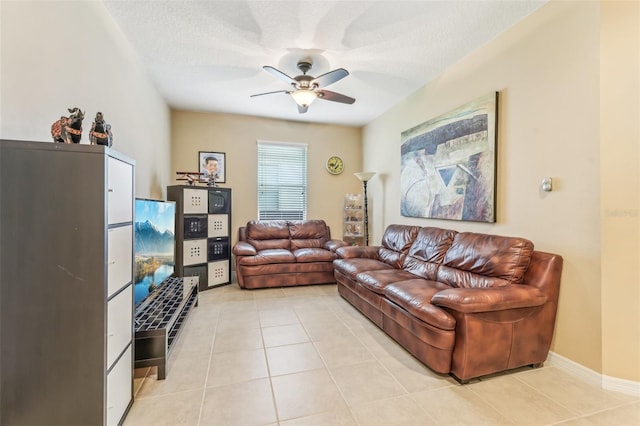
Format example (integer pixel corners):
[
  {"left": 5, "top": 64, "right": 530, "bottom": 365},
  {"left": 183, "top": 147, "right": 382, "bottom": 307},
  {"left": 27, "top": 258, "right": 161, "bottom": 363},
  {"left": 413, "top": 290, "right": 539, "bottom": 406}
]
[{"left": 198, "top": 151, "right": 226, "bottom": 184}]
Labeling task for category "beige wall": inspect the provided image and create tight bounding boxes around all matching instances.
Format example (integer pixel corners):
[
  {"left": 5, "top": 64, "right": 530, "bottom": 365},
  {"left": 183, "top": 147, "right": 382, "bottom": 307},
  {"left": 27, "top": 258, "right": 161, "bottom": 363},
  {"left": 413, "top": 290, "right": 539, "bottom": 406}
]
[
  {"left": 600, "top": 0, "right": 640, "bottom": 381},
  {"left": 363, "top": 0, "right": 640, "bottom": 381},
  {"left": 171, "top": 110, "right": 362, "bottom": 246},
  {"left": 0, "top": 1, "right": 171, "bottom": 199}
]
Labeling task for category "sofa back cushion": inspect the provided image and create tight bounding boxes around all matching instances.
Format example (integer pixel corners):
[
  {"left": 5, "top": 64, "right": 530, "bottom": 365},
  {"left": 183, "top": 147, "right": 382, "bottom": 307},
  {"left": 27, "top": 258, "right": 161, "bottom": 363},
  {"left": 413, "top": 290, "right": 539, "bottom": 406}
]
[
  {"left": 246, "top": 220, "right": 291, "bottom": 251},
  {"left": 403, "top": 227, "right": 457, "bottom": 280},
  {"left": 378, "top": 224, "right": 420, "bottom": 268},
  {"left": 436, "top": 232, "right": 534, "bottom": 288},
  {"left": 290, "top": 220, "right": 330, "bottom": 250}
]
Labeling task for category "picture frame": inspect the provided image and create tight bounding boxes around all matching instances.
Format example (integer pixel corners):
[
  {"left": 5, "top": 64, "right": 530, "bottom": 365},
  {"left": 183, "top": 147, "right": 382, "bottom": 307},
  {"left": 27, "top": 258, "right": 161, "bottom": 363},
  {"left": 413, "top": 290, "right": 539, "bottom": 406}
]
[
  {"left": 400, "top": 92, "right": 498, "bottom": 223},
  {"left": 198, "top": 151, "right": 226, "bottom": 184}
]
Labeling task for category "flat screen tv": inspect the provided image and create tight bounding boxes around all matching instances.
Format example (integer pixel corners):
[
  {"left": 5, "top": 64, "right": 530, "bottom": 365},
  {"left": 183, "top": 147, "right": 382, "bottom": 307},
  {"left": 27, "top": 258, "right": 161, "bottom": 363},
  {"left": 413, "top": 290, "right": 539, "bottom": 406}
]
[{"left": 134, "top": 198, "right": 176, "bottom": 306}]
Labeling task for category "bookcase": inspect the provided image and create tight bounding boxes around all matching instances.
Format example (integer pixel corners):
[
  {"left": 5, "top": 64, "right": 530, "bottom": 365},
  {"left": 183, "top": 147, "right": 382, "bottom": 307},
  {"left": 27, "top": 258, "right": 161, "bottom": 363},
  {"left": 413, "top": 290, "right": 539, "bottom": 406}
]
[
  {"left": 167, "top": 185, "right": 232, "bottom": 290},
  {"left": 343, "top": 193, "right": 365, "bottom": 246}
]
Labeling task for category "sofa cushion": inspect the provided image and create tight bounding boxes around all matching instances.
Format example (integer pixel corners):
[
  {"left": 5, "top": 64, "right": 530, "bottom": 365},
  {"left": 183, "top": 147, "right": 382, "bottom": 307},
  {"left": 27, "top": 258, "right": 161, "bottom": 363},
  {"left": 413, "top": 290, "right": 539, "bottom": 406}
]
[
  {"left": 237, "top": 248, "right": 296, "bottom": 266},
  {"left": 246, "top": 220, "right": 291, "bottom": 251},
  {"left": 384, "top": 280, "right": 456, "bottom": 330},
  {"left": 324, "top": 239, "right": 350, "bottom": 253},
  {"left": 356, "top": 269, "right": 418, "bottom": 295},
  {"left": 335, "top": 245, "right": 379, "bottom": 259},
  {"left": 378, "top": 224, "right": 421, "bottom": 268},
  {"left": 403, "top": 227, "right": 457, "bottom": 280},
  {"left": 333, "top": 258, "right": 393, "bottom": 280},
  {"left": 232, "top": 241, "right": 257, "bottom": 256},
  {"left": 290, "top": 220, "right": 330, "bottom": 249},
  {"left": 437, "top": 232, "right": 534, "bottom": 288},
  {"left": 293, "top": 247, "right": 338, "bottom": 263},
  {"left": 237, "top": 263, "right": 299, "bottom": 276}
]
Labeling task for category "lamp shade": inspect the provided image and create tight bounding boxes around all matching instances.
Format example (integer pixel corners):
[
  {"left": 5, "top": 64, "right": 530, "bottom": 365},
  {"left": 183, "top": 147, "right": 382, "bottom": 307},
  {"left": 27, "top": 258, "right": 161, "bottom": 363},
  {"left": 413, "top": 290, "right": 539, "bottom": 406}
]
[
  {"left": 291, "top": 89, "right": 317, "bottom": 107},
  {"left": 354, "top": 172, "right": 376, "bottom": 182}
]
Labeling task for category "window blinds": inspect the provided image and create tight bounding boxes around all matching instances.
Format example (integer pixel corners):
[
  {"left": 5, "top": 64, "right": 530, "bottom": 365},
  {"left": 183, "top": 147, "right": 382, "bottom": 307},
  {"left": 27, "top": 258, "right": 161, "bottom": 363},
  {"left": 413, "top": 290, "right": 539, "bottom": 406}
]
[{"left": 257, "top": 141, "right": 307, "bottom": 221}]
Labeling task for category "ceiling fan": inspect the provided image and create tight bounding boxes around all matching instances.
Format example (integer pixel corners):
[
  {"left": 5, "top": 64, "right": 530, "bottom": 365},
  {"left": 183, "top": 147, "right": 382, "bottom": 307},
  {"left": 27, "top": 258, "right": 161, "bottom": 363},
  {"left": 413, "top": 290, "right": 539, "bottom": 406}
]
[{"left": 250, "top": 60, "right": 356, "bottom": 114}]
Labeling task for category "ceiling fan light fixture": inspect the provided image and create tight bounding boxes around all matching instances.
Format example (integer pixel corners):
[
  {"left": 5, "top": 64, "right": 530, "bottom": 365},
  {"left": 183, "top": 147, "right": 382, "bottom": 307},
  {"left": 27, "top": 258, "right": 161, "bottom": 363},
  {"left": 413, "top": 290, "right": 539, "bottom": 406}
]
[
  {"left": 252, "top": 61, "right": 354, "bottom": 113},
  {"left": 291, "top": 89, "right": 317, "bottom": 108}
]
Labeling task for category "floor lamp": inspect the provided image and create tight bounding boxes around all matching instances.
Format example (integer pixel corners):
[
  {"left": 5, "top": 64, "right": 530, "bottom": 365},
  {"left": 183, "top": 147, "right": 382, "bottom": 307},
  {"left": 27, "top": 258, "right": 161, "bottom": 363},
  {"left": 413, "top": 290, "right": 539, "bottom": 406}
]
[{"left": 354, "top": 172, "right": 376, "bottom": 245}]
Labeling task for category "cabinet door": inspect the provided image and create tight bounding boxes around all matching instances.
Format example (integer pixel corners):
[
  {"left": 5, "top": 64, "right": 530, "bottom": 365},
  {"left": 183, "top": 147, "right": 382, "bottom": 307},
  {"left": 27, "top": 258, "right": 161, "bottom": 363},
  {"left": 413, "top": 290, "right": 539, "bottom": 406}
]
[
  {"left": 107, "top": 345, "right": 132, "bottom": 426},
  {"left": 183, "top": 239, "right": 208, "bottom": 265},
  {"left": 107, "top": 286, "right": 133, "bottom": 369},
  {"left": 208, "top": 260, "right": 229, "bottom": 286},
  {"left": 108, "top": 156, "right": 133, "bottom": 225},
  {"left": 208, "top": 214, "right": 229, "bottom": 238},
  {"left": 107, "top": 225, "right": 133, "bottom": 297},
  {"left": 183, "top": 188, "right": 208, "bottom": 214}
]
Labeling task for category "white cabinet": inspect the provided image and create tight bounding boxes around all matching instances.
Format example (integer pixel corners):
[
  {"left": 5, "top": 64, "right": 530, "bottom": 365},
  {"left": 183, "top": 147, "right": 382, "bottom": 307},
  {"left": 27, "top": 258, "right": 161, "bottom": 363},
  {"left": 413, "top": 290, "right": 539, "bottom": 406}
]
[
  {"left": 108, "top": 156, "right": 134, "bottom": 224},
  {"left": 0, "top": 140, "right": 135, "bottom": 425},
  {"left": 108, "top": 225, "right": 133, "bottom": 296},
  {"left": 107, "top": 288, "right": 133, "bottom": 370},
  {"left": 107, "top": 346, "right": 133, "bottom": 426}
]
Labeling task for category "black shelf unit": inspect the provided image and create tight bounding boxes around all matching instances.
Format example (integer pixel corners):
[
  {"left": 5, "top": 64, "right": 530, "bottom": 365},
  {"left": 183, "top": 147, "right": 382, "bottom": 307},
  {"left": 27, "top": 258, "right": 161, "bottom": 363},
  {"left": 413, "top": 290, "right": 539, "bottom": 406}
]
[
  {"left": 134, "top": 276, "right": 198, "bottom": 379},
  {"left": 168, "top": 185, "right": 232, "bottom": 291}
]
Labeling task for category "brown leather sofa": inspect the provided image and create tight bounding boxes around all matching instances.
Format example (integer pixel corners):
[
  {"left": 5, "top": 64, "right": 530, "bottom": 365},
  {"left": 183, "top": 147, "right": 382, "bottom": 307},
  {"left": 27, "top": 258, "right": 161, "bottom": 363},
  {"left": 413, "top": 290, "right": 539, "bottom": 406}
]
[
  {"left": 232, "top": 219, "right": 348, "bottom": 289},
  {"left": 333, "top": 224, "right": 563, "bottom": 383}
]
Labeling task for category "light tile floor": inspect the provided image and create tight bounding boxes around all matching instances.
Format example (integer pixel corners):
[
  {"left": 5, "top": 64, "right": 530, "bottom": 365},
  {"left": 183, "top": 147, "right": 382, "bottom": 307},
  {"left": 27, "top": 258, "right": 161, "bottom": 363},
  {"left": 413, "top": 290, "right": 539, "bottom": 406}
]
[{"left": 124, "top": 283, "right": 640, "bottom": 426}]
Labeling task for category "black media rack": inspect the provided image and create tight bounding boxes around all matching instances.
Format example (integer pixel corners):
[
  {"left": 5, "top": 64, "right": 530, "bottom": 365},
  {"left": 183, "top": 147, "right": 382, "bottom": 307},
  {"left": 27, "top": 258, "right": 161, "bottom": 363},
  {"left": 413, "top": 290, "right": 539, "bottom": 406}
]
[{"left": 134, "top": 276, "right": 198, "bottom": 379}]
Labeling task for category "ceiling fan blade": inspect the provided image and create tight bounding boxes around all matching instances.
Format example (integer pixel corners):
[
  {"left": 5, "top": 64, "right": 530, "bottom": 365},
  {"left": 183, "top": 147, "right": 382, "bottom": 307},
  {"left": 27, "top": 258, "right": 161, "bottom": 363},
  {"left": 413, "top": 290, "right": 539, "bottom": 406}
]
[
  {"left": 250, "top": 90, "right": 290, "bottom": 98},
  {"left": 263, "top": 66, "right": 296, "bottom": 85},
  {"left": 317, "top": 90, "right": 356, "bottom": 104},
  {"left": 297, "top": 104, "right": 308, "bottom": 114},
  {"left": 311, "top": 68, "right": 349, "bottom": 88}
]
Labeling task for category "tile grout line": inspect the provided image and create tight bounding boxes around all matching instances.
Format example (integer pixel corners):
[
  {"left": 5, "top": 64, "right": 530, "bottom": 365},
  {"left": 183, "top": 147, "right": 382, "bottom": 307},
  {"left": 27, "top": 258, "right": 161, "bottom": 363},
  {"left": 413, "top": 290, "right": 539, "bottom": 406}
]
[
  {"left": 330, "top": 295, "right": 451, "bottom": 423},
  {"left": 546, "top": 398, "right": 640, "bottom": 426},
  {"left": 331, "top": 301, "right": 406, "bottom": 417},
  {"left": 195, "top": 301, "right": 221, "bottom": 426},
  {"left": 295, "top": 296, "right": 365, "bottom": 425},
  {"left": 257, "top": 294, "right": 284, "bottom": 425},
  {"left": 508, "top": 369, "right": 585, "bottom": 423},
  {"left": 463, "top": 380, "right": 528, "bottom": 424}
]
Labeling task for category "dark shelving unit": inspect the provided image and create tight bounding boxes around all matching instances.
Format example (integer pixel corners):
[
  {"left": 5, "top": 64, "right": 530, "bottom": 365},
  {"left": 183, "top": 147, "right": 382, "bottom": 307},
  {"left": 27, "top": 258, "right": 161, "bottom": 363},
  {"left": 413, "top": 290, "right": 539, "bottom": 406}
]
[{"left": 167, "top": 185, "right": 232, "bottom": 291}]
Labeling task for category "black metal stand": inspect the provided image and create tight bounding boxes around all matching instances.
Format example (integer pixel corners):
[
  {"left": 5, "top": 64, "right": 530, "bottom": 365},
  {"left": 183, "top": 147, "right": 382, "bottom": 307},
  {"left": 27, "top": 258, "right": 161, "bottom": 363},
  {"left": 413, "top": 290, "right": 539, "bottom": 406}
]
[
  {"left": 363, "top": 180, "right": 370, "bottom": 246},
  {"left": 134, "top": 277, "right": 198, "bottom": 379}
]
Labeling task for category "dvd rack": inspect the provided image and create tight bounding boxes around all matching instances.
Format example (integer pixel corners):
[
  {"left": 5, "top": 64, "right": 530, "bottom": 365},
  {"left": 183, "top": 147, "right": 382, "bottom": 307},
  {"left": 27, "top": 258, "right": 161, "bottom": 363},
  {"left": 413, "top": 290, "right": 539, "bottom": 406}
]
[{"left": 134, "top": 276, "right": 198, "bottom": 379}]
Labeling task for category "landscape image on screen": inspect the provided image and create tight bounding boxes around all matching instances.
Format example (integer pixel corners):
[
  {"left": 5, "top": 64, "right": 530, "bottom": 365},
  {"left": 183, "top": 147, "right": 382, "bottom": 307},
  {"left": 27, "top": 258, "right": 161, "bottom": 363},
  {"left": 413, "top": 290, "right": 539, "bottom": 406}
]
[{"left": 134, "top": 199, "right": 176, "bottom": 305}]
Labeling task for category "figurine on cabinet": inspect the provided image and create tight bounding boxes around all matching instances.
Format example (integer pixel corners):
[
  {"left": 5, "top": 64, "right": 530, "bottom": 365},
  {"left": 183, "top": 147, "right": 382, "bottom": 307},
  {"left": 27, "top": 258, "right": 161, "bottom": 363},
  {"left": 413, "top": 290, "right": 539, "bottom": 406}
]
[
  {"left": 89, "top": 112, "right": 113, "bottom": 147},
  {"left": 51, "top": 107, "right": 85, "bottom": 144}
]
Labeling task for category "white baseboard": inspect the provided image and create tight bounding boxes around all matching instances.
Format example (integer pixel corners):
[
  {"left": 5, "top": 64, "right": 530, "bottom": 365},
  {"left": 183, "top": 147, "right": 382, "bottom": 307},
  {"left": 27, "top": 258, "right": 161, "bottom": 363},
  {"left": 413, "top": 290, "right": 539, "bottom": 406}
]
[
  {"left": 603, "top": 374, "right": 640, "bottom": 397},
  {"left": 547, "top": 351, "right": 640, "bottom": 396},
  {"left": 546, "top": 351, "right": 602, "bottom": 387}
]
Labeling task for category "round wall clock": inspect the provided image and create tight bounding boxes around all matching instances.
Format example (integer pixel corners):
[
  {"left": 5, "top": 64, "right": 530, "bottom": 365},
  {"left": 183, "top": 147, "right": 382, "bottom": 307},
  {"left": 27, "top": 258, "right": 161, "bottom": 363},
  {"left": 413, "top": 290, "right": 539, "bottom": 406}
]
[{"left": 326, "top": 156, "right": 344, "bottom": 175}]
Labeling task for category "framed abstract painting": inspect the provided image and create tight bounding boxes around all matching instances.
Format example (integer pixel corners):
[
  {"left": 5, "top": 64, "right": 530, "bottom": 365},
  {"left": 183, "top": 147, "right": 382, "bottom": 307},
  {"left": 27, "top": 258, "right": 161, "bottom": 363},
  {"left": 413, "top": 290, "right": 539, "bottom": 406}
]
[{"left": 400, "top": 92, "right": 498, "bottom": 222}]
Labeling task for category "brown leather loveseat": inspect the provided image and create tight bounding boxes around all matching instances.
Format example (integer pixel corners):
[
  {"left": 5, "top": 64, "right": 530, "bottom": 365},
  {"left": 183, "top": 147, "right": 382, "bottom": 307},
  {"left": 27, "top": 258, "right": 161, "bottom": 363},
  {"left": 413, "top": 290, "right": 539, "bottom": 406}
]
[
  {"left": 233, "top": 219, "right": 348, "bottom": 289},
  {"left": 333, "top": 224, "right": 563, "bottom": 383}
]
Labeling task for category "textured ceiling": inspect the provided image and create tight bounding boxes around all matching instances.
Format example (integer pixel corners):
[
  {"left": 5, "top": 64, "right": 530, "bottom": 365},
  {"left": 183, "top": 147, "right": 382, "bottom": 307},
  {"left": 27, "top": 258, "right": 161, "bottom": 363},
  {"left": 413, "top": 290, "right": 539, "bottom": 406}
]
[{"left": 103, "top": 0, "right": 547, "bottom": 127}]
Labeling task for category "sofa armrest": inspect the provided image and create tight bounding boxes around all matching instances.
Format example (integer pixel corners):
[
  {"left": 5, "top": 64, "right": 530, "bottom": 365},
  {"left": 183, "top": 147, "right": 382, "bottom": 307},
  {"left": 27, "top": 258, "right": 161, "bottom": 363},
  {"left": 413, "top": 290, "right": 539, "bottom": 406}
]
[
  {"left": 232, "top": 241, "right": 257, "bottom": 256},
  {"left": 324, "top": 239, "right": 350, "bottom": 252},
  {"left": 335, "top": 245, "right": 380, "bottom": 259},
  {"left": 431, "top": 286, "right": 547, "bottom": 314}
]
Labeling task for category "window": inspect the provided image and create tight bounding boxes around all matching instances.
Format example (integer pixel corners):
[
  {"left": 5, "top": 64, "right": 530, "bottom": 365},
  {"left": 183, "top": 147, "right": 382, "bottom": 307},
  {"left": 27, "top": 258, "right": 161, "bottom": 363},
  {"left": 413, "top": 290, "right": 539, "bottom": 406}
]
[{"left": 257, "top": 141, "right": 307, "bottom": 220}]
